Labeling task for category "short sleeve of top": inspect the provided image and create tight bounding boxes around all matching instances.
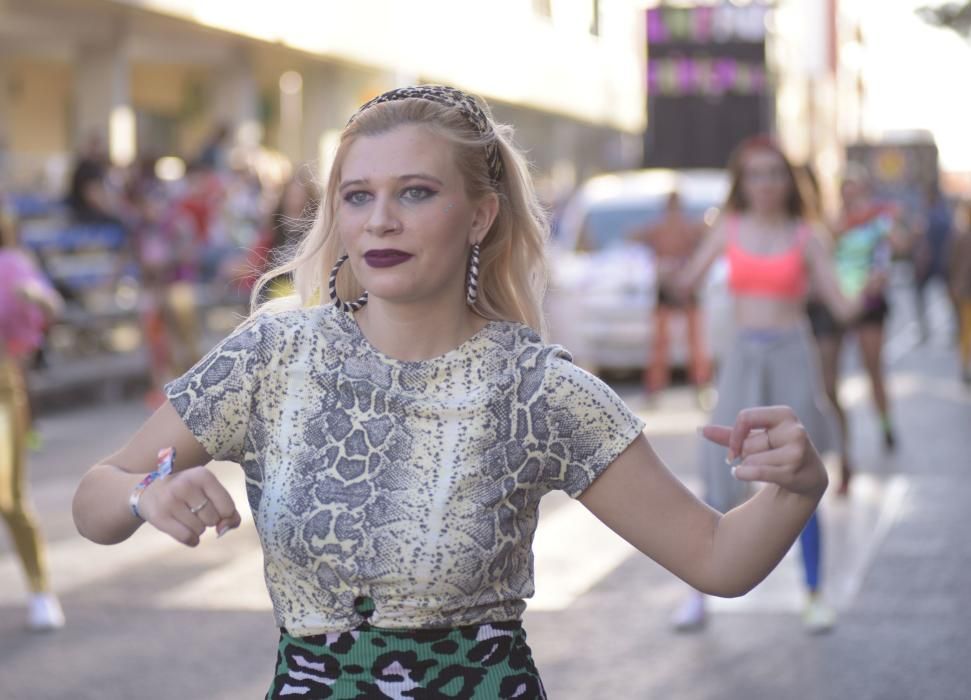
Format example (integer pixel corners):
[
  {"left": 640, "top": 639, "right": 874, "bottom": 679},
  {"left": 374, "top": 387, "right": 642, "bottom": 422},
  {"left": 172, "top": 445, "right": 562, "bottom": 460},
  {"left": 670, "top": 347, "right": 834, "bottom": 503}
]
[
  {"left": 164, "top": 313, "right": 282, "bottom": 463},
  {"left": 537, "top": 348, "right": 646, "bottom": 498}
]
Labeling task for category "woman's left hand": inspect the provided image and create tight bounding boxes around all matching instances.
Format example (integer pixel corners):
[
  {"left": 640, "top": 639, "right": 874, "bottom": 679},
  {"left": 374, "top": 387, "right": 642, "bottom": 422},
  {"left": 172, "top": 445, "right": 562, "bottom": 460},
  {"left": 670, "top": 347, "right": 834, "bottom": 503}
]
[{"left": 700, "top": 406, "right": 828, "bottom": 500}]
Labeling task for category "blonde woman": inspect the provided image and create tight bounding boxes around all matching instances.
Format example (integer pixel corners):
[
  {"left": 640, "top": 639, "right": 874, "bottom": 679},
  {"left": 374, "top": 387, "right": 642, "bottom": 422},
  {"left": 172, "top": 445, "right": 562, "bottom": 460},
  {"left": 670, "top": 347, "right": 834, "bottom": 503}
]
[{"left": 74, "top": 87, "right": 829, "bottom": 698}]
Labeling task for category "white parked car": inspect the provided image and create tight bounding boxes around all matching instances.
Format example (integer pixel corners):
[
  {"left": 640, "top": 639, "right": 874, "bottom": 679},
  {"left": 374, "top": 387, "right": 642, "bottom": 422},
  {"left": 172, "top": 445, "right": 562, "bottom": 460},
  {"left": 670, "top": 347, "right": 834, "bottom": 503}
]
[{"left": 546, "top": 169, "right": 733, "bottom": 375}]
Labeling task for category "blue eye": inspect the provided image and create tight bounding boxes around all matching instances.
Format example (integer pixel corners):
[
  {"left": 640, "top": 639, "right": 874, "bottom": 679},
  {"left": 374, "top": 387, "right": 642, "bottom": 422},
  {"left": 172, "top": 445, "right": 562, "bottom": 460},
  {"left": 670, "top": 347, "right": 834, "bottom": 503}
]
[
  {"left": 402, "top": 186, "right": 435, "bottom": 202},
  {"left": 343, "top": 191, "right": 371, "bottom": 205}
]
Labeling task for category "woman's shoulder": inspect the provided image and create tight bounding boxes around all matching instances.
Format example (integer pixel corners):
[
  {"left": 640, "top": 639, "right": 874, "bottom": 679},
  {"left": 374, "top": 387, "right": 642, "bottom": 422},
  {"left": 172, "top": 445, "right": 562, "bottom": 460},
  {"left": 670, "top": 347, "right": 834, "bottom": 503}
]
[
  {"left": 245, "top": 303, "right": 344, "bottom": 335},
  {"left": 492, "top": 321, "right": 572, "bottom": 365},
  {"left": 223, "top": 304, "right": 347, "bottom": 354},
  {"left": 499, "top": 323, "right": 609, "bottom": 392},
  {"left": 503, "top": 327, "right": 639, "bottom": 438}
]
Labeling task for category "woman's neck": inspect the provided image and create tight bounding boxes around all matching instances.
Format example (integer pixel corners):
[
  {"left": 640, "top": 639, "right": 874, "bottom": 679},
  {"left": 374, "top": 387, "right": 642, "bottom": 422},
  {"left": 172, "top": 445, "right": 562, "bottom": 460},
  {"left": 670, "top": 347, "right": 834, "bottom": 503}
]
[
  {"left": 353, "top": 299, "right": 488, "bottom": 362},
  {"left": 746, "top": 209, "right": 790, "bottom": 228}
]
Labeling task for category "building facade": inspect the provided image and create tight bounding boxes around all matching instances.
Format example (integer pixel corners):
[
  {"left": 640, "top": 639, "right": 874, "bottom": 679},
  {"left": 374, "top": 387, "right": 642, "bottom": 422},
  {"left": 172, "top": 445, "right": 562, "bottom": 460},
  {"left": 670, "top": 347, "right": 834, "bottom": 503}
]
[
  {"left": 0, "top": 0, "right": 646, "bottom": 199},
  {"left": 643, "top": 0, "right": 775, "bottom": 169}
]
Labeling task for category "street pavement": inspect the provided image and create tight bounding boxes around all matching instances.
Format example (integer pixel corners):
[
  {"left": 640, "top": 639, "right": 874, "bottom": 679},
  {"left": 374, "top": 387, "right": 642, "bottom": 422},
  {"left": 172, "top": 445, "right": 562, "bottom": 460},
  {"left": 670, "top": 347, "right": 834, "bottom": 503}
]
[{"left": 1, "top": 273, "right": 968, "bottom": 699}]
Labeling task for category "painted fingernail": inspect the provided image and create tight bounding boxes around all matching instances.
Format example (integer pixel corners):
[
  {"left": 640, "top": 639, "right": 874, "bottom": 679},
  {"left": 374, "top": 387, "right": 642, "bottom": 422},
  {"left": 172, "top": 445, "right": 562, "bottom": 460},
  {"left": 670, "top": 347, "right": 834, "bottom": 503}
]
[
  {"left": 731, "top": 466, "right": 738, "bottom": 479},
  {"left": 217, "top": 524, "right": 231, "bottom": 538}
]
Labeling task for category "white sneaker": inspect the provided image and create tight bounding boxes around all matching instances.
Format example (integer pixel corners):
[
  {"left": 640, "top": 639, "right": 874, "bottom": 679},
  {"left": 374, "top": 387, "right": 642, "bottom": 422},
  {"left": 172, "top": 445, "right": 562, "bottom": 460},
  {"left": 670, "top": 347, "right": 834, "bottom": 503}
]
[
  {"left": 803, "top": 597, "right": 835, "bottom": 634},
  {"left": 670, "top": 592, "right": 706, "bottom": 632},
  {"left": 27, "top": 593, "right": 65, "bottom": 632}
]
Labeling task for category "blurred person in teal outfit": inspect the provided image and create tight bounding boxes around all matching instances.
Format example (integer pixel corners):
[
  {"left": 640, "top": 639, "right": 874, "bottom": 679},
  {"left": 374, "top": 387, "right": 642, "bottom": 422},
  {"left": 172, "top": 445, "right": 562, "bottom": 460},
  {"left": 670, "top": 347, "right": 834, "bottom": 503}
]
[{"left": 806, "top": 164, "right": 905, "bottom": 494}]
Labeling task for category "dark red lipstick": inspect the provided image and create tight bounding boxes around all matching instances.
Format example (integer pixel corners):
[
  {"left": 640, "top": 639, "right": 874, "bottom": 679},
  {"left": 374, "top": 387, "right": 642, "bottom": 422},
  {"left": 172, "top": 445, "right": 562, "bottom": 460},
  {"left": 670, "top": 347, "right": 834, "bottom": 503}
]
[{"left": 364, "top": 249, "right": 413, "bottom": 268}]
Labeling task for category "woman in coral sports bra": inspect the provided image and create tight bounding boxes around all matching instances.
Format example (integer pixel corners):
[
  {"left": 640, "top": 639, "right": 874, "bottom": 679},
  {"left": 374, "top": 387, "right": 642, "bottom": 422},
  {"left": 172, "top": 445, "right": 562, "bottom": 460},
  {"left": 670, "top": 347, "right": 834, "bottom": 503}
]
[{"left": 665, "top": 136, "right": 871, "bottom": 634}]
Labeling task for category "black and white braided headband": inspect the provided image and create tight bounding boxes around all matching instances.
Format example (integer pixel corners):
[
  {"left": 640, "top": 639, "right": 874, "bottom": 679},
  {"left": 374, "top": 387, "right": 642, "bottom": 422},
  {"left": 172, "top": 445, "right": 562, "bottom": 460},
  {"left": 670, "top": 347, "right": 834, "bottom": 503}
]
[{"left": 348, "top": 85, "right": 503, "bottom": 185}]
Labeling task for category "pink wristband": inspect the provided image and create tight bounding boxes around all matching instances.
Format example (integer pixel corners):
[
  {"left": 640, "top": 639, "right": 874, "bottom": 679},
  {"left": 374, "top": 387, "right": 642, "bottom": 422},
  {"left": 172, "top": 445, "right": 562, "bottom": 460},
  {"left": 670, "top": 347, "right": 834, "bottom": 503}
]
[{"left": 129, "top": 447, "right": 175, "bottom": 519}]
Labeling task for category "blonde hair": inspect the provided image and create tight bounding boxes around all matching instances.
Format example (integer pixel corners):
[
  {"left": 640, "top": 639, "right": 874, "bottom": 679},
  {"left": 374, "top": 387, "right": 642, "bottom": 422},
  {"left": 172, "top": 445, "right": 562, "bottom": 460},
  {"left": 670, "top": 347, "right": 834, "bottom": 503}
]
[{"left": 251, "top": 97, "right": 549, "bottom": 333}]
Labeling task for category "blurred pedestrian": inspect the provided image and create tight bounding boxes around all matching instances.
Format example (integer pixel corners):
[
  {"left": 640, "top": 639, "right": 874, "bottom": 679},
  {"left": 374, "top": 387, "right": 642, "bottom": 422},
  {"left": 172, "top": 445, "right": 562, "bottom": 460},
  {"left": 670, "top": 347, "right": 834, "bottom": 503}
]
[
  {"left": 632, "top": 191, "right": 711, "bottom": 397},
  {"left": 173, "top": 162, "right": 235, "bottom": 282},
  {"left": 949, "top": 199, "right": 971, "bottom": 385},
  {"left": 0, "top": 211, "right": 65, "bottom": 631},
  {"left": 914, "top": 185, "right": 955, "bottom": 341},
  {"left": 197, "top": 123, "right": 233, "bottom": 173},
  {"left": 73, "top": 87, "right": 829, "bottom": 696},
  {"left": 807, "top": 164, "right": 903, "bottom": 496},
  {"left": 667, "top": 135, "right": 868, "bottom": 634},
  {"left": 230, "top": 174, "right": 320, "bottom": 302},
  {"left": 66, "top": 132, "right": 124, "bottom": 227},
  {"left": 125, "top": 162, "right": 203, "bottom": 407}
]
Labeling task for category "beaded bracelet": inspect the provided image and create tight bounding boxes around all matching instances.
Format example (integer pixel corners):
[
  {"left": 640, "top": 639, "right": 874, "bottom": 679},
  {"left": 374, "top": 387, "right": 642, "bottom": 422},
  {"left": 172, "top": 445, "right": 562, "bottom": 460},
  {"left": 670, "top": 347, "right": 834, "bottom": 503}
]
[{"left": 129, "top": 446, "right": 176, "bottom": 520}]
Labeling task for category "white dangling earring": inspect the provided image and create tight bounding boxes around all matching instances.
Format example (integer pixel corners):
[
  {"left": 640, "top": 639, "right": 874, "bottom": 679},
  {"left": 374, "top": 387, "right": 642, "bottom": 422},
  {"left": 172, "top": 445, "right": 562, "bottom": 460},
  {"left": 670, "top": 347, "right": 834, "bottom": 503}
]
[
  {"left": 466, "top": 243, "right": 481, "bottom": 306},
  {"left": 329, "top": 254, "right": 368, "bottom": 312}
]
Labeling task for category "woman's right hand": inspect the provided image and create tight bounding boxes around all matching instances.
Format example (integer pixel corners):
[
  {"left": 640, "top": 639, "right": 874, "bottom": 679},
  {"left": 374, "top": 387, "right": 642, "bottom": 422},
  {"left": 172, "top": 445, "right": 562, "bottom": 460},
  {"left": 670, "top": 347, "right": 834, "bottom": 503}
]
[
  {"left": 701, "top": 405, "right": 828, "bottom": 501},
  {"left": 137, "top": 466, "right": 241, "bottom": 547}
]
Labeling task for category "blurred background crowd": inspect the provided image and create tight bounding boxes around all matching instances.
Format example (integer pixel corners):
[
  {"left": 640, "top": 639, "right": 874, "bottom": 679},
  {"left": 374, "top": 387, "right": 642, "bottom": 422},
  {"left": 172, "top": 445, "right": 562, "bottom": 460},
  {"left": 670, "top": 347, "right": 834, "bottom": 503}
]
[{"left": 0, "top": 0, "right": 969, "bottom": 403}]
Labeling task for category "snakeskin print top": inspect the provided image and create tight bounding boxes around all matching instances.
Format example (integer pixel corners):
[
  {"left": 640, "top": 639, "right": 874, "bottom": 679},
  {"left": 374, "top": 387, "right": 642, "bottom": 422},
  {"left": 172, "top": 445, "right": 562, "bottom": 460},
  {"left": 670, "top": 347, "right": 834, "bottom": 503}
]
[{"left": 165, "top": 304, "right": 645, "bottom": 636}]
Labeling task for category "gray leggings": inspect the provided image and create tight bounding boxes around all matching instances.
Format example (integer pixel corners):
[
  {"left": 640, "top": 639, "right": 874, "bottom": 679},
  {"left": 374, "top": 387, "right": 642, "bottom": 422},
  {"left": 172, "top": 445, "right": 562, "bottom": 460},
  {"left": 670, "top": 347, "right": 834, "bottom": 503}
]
[{"left": 701, "top": 325, "right": 839, "bottom": 513}]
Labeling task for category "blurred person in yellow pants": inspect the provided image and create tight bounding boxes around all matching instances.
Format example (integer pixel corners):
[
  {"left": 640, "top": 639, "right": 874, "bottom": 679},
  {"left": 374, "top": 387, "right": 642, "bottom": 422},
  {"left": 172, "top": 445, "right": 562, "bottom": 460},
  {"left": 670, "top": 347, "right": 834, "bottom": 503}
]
[
  {"left": 0, "top": 217, "right": 65, "bottom": 631},
  {"left": 949, "top": 200, "right": 971, "bottom": 385},
  {"left": 224, "top": 175, "right": 320, "bottom": 303}
]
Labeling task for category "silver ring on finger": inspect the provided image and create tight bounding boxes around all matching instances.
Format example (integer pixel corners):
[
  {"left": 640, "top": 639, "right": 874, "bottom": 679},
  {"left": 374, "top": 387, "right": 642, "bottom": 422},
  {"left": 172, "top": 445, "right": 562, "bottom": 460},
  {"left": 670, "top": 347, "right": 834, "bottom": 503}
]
[{"left": 189, "top": 498, "right": 209, "bottom": 515}]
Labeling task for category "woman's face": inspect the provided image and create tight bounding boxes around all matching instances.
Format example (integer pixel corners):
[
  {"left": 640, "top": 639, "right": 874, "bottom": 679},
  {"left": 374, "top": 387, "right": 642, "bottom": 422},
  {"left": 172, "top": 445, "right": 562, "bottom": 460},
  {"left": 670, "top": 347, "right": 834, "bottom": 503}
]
[
  {"left": 740, "top": 148, "right": 791, "bottom": 215},
  {"left": 336, "top": 124, "right": 495, "bottom": 307}
]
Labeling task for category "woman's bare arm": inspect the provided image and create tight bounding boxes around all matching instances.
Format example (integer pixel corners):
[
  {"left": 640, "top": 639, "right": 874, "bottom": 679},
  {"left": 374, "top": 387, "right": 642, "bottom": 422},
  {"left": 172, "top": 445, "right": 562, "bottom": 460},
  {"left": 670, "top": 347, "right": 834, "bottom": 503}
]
[
  {"left": 578, "top": 406, "right": 826, "bottom": 597},
  {"left": 672, "top": 221, "right": 727, "bottom": 294},
  {"left": 805, "top": 228, "right": 862, "bottom": 325},
  {"left": 72, "top": 401, "right": 240, "bottom": 546}
]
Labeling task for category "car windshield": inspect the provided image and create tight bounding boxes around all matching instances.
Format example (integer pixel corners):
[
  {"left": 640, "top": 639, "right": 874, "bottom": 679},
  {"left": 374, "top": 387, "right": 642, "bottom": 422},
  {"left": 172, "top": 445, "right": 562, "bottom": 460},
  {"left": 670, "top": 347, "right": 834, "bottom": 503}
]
[{"left": 577, "top": 199, "right": 715, "bottom": 252}]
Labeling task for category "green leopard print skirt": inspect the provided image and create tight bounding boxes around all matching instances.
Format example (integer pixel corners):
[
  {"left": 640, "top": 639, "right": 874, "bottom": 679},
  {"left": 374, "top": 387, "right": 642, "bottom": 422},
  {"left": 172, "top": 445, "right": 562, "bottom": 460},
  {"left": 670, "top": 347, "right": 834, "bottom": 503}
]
[{"left": 267, "top": 598, "right": 546, "bottom": 699}]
